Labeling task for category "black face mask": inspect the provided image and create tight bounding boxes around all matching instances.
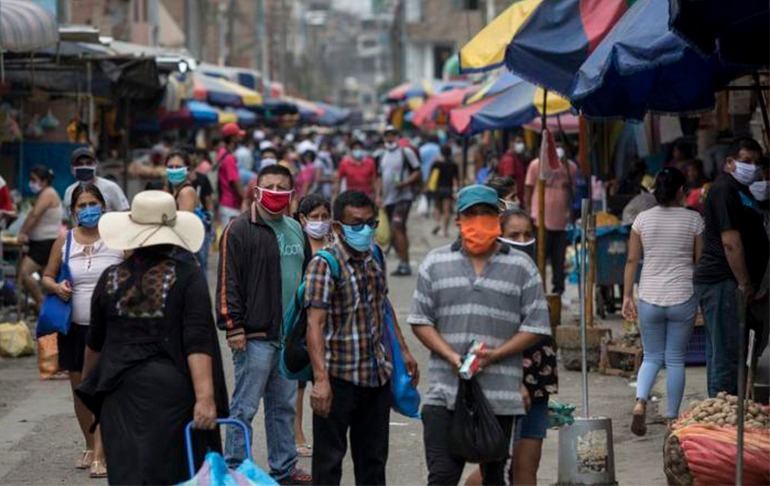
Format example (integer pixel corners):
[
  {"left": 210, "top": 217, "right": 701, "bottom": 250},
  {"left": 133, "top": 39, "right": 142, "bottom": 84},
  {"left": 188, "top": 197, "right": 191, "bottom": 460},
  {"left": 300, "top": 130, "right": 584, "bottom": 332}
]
[{"left": 499, "top": 237, "right": 536, "bottom": 262}]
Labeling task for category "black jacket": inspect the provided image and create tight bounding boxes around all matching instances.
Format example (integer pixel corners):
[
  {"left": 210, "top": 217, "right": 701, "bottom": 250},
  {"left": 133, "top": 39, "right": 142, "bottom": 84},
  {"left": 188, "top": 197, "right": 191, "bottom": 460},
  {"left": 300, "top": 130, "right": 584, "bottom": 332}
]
[{"left": 216, "top": 205, "right": 311, "bottom": 340}]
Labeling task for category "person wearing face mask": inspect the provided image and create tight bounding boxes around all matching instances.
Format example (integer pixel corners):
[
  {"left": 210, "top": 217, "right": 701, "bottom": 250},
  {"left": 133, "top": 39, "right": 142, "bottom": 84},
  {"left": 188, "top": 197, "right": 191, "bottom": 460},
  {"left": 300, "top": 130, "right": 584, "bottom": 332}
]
[
  {"left": 334, "top": 140, "right": 378, "bottom": 200},
  {"left": 216, "top": 164, "right": 312, "bottom": 485},
  {"left": 498, "top": 135, "right": 527, "bottom": 201},
  {"left": 41, "top": 184, "right": 124, "bottom": 479},
  {"left": 63, "top": 148, "right": 129, "bottom": 215},
  {"left": 292, "top": 194, "right": 332, "bottom": 459},
  {"left": 408, "top": 185, "right": 551, "bottom": 486},
  {"left": 376, "top": 125, "right": 422, "bottom": 276},
  {"left": 305, "top": 190, "right": 418, "bottom": 486},
  {"left": 17, "top": 166, "right": 62, "bottom": 313},
  {"left": 430, "top": 145, "right": 461, "bottom": 238},
  {"left": 487, "top": 175, "right": 519, "bottom": 212},
  {"left": 694, "top": 138, "right": 769, "bottom": 397},
  {"left": 523, "top": 141, "right": 578, "bottom": 295}
]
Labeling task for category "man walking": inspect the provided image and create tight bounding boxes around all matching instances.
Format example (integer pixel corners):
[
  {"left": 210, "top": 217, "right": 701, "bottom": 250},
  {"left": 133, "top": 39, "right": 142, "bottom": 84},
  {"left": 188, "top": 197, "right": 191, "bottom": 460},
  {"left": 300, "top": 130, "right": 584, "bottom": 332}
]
[
  {"left": 217, "top": 123, "right": 246, "bottom": 228},
  {"left": 409, "top": 185, "right": 551, "bottom": 486},
  {"left": 523, "top": 141, "right": 577, "bottom": 294},
  {"left": 64, "top": 147, "right": 129, "bottom": 214},
  {"left": 217, "top": 164, "right": 311, "bottom": 485},
  {"left": 376, "top": 126, "right": 421, "bottom": 276},
  {"left": 694, "top": 138, "right": 769, "bottom": 397},
  {"left": 305, "top": 191, "right": 418, "bottom": 486}
]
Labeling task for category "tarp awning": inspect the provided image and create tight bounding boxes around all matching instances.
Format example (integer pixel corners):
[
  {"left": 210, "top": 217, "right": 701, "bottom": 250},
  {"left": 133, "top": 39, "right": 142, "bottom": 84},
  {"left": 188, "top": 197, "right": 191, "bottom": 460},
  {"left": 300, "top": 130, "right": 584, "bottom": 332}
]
[{"left": 0, "top": 0, "right": 59, "bottom": 52}]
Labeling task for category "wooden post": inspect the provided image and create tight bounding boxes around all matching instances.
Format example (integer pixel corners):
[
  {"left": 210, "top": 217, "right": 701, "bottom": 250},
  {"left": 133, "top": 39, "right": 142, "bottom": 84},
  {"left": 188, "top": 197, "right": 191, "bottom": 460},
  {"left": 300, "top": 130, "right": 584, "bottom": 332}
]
[{"left": 537, "top": 89, "right": 548, "bottom": 283}]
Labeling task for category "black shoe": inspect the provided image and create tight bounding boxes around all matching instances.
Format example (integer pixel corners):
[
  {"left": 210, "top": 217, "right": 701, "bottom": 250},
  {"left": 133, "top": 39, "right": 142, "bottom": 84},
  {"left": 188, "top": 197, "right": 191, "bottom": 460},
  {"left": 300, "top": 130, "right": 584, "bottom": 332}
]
[{"left": 391, "top": 264, "right": 412, "bottom": 277}]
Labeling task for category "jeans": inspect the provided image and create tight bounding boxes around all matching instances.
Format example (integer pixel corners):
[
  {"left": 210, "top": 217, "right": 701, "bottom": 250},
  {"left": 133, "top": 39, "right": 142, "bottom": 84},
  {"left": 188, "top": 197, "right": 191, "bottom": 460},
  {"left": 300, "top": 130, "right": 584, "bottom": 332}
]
[
  {"left": 636, "top": 295, "right": 697, "bottom": 417},
  {"left": 544, "top": 229, "right": 567, "bottom": 294},
  {"left": 225, "top": 340, "right": 298, "bottom": 480},
  {"left": 422, "top": 405, "right": 515, "bottom": 486},
  {"left": 696, "top": 280, "right": 740, "bottom": 397},
  {"left": 312, "top": 378, "right": 391, "bottom": 486},
  {"left": 196, "top": 229, "right": 213, "bottom": 280}
]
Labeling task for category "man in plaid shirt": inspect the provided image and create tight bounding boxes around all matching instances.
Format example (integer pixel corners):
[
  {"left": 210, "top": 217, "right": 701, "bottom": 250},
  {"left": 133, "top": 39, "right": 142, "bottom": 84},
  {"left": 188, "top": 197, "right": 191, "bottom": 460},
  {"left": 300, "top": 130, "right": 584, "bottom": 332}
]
[{"left": 305, "top": 191, "right": 418, "bottom": 486}]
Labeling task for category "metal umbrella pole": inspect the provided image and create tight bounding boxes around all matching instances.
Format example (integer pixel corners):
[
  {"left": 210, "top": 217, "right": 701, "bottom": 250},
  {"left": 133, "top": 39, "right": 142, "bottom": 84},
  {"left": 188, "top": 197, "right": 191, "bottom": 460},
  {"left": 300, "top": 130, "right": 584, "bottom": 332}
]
[
  {"left": 579, "top": 198, "right": 590, "bottom": 417},
  {"left": 736, "top": 288, "right": 748, "bottom": 486}
]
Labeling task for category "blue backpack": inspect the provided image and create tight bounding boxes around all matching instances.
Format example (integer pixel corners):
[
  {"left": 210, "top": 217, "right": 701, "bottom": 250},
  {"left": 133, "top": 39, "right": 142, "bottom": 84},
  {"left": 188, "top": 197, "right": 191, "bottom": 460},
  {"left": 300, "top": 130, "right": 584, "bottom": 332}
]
[{"left": 279, "top": 250, "right": 340, "bottom": 381}]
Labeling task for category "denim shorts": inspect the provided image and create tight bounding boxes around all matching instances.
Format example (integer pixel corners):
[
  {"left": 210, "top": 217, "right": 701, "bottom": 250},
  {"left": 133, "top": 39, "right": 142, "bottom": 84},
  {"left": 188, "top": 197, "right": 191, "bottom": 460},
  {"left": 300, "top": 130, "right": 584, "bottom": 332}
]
[{"left": 515, "top": 398, "right": 549, "bottom": 440}]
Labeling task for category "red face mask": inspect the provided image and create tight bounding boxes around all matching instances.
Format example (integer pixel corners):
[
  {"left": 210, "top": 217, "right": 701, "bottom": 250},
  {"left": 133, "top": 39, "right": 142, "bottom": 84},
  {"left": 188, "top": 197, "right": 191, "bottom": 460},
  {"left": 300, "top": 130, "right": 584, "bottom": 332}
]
[{"left": 257, "top": 188, "right": 293, "bottom": 214}]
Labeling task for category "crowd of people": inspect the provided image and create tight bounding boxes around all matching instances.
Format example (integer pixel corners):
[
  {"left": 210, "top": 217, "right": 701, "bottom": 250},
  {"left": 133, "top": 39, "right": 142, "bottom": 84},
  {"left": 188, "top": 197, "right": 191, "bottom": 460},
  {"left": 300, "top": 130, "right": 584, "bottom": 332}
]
[{"left": 4, "top": 120, "right": 768, "bottom": 486}]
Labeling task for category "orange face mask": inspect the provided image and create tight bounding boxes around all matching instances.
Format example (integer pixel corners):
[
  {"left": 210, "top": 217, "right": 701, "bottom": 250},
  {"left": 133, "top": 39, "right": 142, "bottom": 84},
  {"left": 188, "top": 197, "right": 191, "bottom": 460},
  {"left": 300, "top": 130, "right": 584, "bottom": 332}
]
[{"left": 459, "top": 214, "right": 501, "bottom": 255}]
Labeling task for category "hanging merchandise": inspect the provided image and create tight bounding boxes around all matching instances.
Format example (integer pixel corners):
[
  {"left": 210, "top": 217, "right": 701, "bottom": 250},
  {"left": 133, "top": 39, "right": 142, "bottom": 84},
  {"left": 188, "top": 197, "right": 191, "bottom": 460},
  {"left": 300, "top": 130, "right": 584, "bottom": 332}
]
[
  {"left": 39, "top": 110, "right": 60, "bottom": 131},
  {"left": 25, "top": 114, "right": 44, "bottom": 139}
]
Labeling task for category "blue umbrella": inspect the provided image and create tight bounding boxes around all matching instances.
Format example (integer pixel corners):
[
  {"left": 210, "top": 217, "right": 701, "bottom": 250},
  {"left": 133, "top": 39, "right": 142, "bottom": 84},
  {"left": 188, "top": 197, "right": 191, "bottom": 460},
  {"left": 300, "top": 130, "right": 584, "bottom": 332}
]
[
  {"left": 570, "top": 0, "right": 741, "bottom": 120},
  {"left": 314, "top": 102, "right": 350, "bottom": 126}
]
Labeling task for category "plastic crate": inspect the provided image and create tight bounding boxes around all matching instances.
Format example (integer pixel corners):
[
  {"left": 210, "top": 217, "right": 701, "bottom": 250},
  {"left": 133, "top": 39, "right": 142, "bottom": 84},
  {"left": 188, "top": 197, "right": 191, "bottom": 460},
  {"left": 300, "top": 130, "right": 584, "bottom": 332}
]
[{"left": 685, "top": 325, "right": 707, "bottom": 366}]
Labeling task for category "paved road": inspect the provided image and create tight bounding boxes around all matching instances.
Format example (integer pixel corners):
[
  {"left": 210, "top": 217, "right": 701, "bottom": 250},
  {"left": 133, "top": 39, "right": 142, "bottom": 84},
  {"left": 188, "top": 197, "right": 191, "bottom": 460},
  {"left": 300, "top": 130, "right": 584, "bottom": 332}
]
[{"left": 0, "top": 213, "right": 708, "bottom": 485}]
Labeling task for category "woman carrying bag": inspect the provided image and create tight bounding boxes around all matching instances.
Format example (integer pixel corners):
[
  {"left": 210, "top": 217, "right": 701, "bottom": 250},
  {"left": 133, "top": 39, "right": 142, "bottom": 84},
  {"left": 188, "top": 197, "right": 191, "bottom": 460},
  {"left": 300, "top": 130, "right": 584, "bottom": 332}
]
[
  {"left": 41, "top": 184, "right": 123, "bottom": 478},
  {"left": 76, "top": 190, "right": 228, "bottom": 485}
]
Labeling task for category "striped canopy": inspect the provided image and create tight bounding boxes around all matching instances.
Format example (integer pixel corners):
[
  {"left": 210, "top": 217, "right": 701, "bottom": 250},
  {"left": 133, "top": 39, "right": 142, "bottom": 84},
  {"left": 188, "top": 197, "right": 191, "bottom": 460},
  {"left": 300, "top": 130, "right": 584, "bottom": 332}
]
[{"left": 0, "top": 0, "right": 59, "bottom": 52}]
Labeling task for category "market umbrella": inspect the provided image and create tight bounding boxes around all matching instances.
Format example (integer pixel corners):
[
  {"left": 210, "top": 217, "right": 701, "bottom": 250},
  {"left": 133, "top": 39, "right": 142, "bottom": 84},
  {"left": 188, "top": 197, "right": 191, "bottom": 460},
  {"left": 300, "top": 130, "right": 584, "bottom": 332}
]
[
  {"left": 412, "top": 85, "right": 480, "bottom": 129},
  {"left": 449, "top": 75, "right": 571, "bottom": 136},
  {"left": 386, "top": 80, "right": 436, "bottom": 102},
  {"left": 465, "top": 71, "right": 519, "bottom": 105},
  {"left": 670, "top": 0, "right": 769, "bottom": 68},
  {"left": 160, "top": 100, "right": 219, "bottom": 129},
  {"left": 192, "top": 72, "right": 262, "bottom": 108},
  {"left": 283, "top": 96, "right": 325, "bottom": 123},
  {"left": 570, "top": 0, "right": 740, "bottom": 120},
  {"left": 502, "top": 0, "right": 636, "bottom": 96}
]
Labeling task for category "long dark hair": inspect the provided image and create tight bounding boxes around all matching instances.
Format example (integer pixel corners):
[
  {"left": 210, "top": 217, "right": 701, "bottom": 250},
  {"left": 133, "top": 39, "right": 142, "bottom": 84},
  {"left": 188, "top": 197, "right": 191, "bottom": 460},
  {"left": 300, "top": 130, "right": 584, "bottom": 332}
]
[
  {"left": 164, "top": 149, "right": 192, "bottom": 167},
  {"left": 296, "top": 194, "right": 331, "bottom": 220},
  {"left": 71, "top": 183, "right": 106, "bottom": 215},
  {"left": 653, "top": 167, "right": 686, "bottom": 206},
  {"left": 30, "top": 166, "right": 55, "bottom": 185}
]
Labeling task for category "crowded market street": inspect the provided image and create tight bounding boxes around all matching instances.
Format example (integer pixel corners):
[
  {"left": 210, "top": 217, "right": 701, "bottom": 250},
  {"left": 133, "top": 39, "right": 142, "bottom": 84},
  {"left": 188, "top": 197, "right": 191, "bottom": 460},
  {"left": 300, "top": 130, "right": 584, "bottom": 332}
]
[{"left": 0, "top": 216, "right": 709, "bottom": 485}]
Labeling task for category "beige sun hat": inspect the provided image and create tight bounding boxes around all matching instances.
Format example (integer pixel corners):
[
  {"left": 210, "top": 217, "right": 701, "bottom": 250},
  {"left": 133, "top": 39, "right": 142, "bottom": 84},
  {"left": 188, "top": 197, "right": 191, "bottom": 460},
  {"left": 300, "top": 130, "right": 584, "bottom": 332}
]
[{"left": 99, "top": 190, "right": 204, "bottom": 252}]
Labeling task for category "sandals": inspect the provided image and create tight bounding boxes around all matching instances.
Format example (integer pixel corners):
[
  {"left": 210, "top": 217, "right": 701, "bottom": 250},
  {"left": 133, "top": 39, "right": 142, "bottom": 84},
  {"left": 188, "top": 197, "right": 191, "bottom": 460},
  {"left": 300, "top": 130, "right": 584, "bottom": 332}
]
[
  {"left": 75, "top": 450, "right": 94, "bottom": 469},
  {"left": 90, "top": 460, "right": 108, "bottom": 479},
  {"left": 296, "top": 443, "right": 312, "bottom": 458},
  {"left": 631, "top": 399, "right": 647, "bottom": 437}
]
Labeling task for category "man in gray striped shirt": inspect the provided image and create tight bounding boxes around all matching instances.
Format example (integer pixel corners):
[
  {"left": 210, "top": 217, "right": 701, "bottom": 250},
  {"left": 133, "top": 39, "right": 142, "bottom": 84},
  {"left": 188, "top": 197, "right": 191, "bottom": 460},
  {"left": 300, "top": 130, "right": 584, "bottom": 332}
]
[{"left": 408, "top": 184, "right": 551, "bottom": 486}]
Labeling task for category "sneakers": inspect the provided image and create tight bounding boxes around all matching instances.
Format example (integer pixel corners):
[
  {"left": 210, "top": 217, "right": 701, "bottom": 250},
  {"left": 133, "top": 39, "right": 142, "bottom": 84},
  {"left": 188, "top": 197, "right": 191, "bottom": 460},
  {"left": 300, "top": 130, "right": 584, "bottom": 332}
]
[
  {"left": 278, "top": 467, "right": 312, "bottom": 486},
  {"left": 391, "top": 263, "right": 412, "bottom": 277}
]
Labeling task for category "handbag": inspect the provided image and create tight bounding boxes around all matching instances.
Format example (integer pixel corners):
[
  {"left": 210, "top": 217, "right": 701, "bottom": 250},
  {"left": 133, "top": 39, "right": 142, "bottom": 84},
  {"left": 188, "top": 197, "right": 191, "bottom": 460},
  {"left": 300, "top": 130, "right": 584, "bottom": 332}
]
[
  {"left": 449, "top": 377, "right": 508, "bottom": 463},
  {"left": 36, "top": 231, "right": 73, "bottom": 337}
]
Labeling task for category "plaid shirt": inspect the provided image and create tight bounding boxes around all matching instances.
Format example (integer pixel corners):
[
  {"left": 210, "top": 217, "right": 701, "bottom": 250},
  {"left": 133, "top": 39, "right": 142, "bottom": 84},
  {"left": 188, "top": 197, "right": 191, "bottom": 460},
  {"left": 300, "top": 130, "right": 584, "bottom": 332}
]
[{"left": 304, "top": 239, "right": 392, "bottom": 387}]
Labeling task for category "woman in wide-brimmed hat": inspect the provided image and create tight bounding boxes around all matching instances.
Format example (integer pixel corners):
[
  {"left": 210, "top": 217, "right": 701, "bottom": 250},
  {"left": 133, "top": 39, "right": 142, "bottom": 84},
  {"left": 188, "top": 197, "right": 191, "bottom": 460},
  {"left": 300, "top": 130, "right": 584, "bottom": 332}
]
[{"left": 77, "top": 190, "right": 228, "bottom": 485}]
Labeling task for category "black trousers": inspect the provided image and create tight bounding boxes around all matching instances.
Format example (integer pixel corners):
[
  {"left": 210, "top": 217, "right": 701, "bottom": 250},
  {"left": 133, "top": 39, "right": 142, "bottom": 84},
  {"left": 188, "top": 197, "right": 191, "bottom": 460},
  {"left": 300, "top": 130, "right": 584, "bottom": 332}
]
[
  {"left": 544, "top": 229, "right": 568, "bottom": 295},
  {"left": 312, "top": 378, "right": 391, "bottom": 486},
  {"left": 422, "top": 405, "right": 515, "bottom": 486}
]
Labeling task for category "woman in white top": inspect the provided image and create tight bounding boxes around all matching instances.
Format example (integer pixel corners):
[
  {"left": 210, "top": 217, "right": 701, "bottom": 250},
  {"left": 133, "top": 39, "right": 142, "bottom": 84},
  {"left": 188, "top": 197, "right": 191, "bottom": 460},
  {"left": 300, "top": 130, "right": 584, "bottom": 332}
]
[
  {"left": 622, "top": 167, "right": 704, "bottom": 436},
  {"left": 17, "top": 166, "right": 62, "bottom": 312},
  {"left": 42, "top": 184, "right": 123, "bottom": 478}
]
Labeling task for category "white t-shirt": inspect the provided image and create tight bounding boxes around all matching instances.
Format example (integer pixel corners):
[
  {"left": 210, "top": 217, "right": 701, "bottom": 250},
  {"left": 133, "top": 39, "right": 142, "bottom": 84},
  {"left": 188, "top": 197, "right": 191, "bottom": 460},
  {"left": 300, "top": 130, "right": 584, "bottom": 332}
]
[
  {"left": 632, "top": 206, "right": 705, "bottom": 306},
  {"left": 64, "top": 177, "right": 130, "bottom": 215},
  {"left": 68, "top": 235, "right": 124, "bottom": 325}
]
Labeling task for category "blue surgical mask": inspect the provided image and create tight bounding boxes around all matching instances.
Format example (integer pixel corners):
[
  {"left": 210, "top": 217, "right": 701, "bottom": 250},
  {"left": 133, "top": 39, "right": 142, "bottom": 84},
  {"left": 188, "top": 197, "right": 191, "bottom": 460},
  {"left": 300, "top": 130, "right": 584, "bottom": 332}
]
[
  {"left": 341, "top": 223, "right": 375, "bottom": 252},
  {"left": 352, "top": 149, "right": 364, "bottom": 160},
  {"left": 74, "top": 166, "right": 96, "bottom": 183},
  {"left": 733, "top": 161, "right": 759, "bottom": 186},
  {"left": 77, "top": 205, "right": 102, "bottom": 228},
  {"left": 166, "top": 166, "right": 188, "bottom": 186}
]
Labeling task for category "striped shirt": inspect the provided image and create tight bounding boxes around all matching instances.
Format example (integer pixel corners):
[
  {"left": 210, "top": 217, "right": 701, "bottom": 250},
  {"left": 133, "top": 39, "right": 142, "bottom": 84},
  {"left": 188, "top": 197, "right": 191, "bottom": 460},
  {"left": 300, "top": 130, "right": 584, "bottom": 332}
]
[
  {"left": 632, "top": 206, "right": 704, "bottom": 306},
  {"left": 407, "top": 242, "right": 551, "bottom": 416},
  {"left": 304, "top": 239, "right": 392, "bottom": 387}
]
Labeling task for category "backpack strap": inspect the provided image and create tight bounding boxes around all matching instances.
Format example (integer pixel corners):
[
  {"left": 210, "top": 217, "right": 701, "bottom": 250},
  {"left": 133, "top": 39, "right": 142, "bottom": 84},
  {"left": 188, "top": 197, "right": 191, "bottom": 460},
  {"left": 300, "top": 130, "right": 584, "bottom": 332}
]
[{"left": 316, "top": 249, "right": 341, "bottom": 280}]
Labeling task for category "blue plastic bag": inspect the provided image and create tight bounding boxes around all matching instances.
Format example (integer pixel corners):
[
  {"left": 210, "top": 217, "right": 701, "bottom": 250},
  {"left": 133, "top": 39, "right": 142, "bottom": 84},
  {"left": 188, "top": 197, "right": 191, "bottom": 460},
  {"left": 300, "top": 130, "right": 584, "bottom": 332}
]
[
  {"left": 382, "top": 302, "right": 421, "bottom": 418},
  {"left": 37, "top": 231, "right": 73, "bottom": 337}
]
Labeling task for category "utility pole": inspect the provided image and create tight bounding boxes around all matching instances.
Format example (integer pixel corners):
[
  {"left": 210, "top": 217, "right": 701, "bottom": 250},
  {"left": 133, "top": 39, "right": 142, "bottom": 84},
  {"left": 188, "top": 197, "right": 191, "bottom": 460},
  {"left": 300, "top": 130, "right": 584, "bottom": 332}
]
[
  {"left": 400, "top": 0, "right": 407, "bottom": 82},
  {"left": 256, "top": 0, "right": 270, "bottom": 97}
]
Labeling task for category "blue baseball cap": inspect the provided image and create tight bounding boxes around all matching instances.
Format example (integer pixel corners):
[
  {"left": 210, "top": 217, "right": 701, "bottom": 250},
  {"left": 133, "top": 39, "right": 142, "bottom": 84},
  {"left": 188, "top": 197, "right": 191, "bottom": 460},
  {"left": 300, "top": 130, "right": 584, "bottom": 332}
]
[{"left": 456, "top": 184, "right": 500, "bottom": 213}]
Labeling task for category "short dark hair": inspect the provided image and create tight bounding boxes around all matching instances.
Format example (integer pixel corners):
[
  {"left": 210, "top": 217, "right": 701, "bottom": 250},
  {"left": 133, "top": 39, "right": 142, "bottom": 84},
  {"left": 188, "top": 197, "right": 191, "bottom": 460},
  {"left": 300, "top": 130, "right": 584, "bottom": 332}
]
[
  {"left": 30, "top": 165, "right": 54, "bottom": 185},
  {"left": 257, "top": 163, "right": 294, "bottom": 188},
  {"left": 71, "top": 183, "right": 106, "bottom": 213},
  {"left": 728, "top": 137, "right": 763, "bottom": 159},
  {"left": 297, "top": 194, "right": 331, "bottom": 218},
  {"left": 440, "top": 144, "right": 452, "bottom": 160},
  {"left": 351, "top": 139, "right": 364, "bottom": 149},
  {"left": 164, "top": 149, "right": 192, "bottom": 167},
  {"left": 501, "top": 208, "right": 533, "bottom": 230},
  {"left": 486, "top": 176, "right": 516, "bottom": 199},
  {"left": 653, "top": 167, "right": 686, "bottom": 206},
  {"left": 333, "top": 191, "right": 376, "bottom": 220}
]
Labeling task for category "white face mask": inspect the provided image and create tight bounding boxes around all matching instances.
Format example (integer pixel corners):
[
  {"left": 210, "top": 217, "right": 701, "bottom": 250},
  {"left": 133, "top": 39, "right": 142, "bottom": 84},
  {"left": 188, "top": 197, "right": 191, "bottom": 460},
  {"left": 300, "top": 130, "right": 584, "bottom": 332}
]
[
  {"left": 556, "top": 147, "right": 566, "bottom": 159},
  {"left": 749, "top": 180, "right": 770, "bottom": 201},
  {"left": 304, "top": 220, "right": 330, "bottom": 240},
  {"left": 385, "top": 141, "right": 398, "bottom": 151},
  {"left": 514, "top": 142, "right": 525, "bottom": 155},
  {"left": 260, "top": 157, "right": 277, "bottom": 167},
  {"left": 732, "top": 160, "right": 759, "bottom": 186},
  {"left": 499, "top": 198, "right": 519, "bottom": 210}
]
